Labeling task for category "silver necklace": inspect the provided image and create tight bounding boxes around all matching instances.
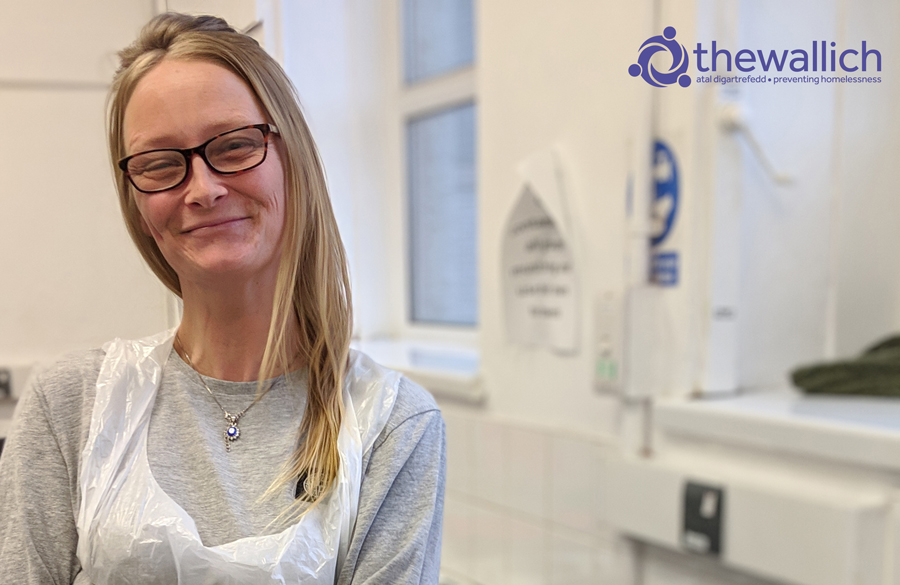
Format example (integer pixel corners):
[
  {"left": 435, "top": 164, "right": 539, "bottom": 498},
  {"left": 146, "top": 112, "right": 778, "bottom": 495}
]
[{"left": 176, "top": 336, "right": 272, "bottom": 452}]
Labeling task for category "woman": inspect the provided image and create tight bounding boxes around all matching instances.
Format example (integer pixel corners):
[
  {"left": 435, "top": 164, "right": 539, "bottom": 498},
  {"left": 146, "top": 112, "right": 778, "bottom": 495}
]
[{"left": 0, "top": 13, "right": 445, "bottom": 584}]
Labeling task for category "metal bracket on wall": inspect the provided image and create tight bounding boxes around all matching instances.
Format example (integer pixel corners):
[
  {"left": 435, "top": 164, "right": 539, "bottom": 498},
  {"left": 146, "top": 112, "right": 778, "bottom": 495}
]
[{"left": 717, "top": 102, "right": 793, "bottom": 186}]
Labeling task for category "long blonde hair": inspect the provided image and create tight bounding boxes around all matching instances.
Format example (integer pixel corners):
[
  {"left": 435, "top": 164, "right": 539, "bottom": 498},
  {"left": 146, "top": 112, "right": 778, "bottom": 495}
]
[{"left": 108, "top": 13, "right": 351, "bottom": 510}]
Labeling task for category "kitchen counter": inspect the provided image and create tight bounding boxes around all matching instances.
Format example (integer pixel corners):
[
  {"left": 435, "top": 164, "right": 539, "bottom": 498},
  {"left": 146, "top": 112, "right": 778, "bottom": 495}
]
[{"left": 656, "top": 391, "right": 900, "bottom": 472}]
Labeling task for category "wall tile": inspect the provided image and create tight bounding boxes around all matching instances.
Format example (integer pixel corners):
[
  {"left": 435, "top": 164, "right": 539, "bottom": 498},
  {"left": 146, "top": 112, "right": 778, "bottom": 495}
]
[
  {"left": 504, "top": 514, "right": 547, "bottom": 585},
  {"left": 595, "top": 535, "right": 631, "bottom": 585},
  {"left": 644, "top": 545, "right": 782, "bottom": 585},
  {"left": 549, "top": 528, "right": 594, "bottom": 585},
  {"left": 504, "top": 425, "right": 548, "bottom": 519},
  {"left": 442, "top": 495, "right": 474, "bottom": 577},
  {"left": 472, "top": 504, "right": 506, "bottom": 585},
  {"left": 591, "top": 441, "right": 615, "bottom": 531},
  {"left": 439, "top": 572, "right": 479, "bottom": 585},
  {"left": 548, "top": 527, "right": 626, "bottom": 585},
  {"left": 472, "top": 419, "right": 505, "bottom": 506},
  {"left": 548, "top": 434, "right": 604, "bottom": 533},
  {"left": 444, "top": 411, "right": 472, "bottom": 496}
]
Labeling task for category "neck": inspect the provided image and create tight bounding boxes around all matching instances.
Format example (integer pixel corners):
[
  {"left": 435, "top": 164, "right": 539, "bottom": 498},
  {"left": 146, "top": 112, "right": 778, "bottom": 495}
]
[{"left": 176, "top": 277, "right": 298, "bottom": 381}]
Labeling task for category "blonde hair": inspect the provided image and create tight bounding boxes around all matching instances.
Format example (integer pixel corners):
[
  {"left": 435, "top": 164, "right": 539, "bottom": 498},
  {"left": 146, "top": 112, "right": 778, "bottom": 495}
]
[{"left": 108, "top": 13, "right": 351, "bottom": 512}]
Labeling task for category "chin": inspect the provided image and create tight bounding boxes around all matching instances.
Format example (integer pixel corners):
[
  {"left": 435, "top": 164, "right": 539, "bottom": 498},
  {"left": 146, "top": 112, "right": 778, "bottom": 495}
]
[{"left": 175, "top": 250, "right": 280, "bottom": 284}]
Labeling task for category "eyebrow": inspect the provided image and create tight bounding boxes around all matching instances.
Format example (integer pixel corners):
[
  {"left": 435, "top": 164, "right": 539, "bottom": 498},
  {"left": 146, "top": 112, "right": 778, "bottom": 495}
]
[{"left": 126, "top": 119, "right": 262, "bottom": 154}]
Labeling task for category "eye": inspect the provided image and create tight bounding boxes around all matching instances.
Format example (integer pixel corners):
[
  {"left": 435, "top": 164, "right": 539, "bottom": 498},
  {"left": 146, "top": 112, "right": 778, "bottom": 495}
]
[
  {"left": 142, "top": 159, "right": 182, "bottom": 173},
  {"left": 207, "top": 130, "right": 267, "bottom": 170},
  {"left": 221, "top": 137, "right": 258, "bottom": 151},
  {"left": 212, "top": 136, "right": 261, "bottom": 159},
  {"left": 129, "top": 153, "right": 184, "bottom": 177}
]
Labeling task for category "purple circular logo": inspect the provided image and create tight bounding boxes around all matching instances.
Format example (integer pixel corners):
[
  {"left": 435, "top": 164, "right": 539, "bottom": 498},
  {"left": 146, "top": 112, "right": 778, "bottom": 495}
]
[{"left": 629, "top": 26, "right": 692, "bottom": 88}]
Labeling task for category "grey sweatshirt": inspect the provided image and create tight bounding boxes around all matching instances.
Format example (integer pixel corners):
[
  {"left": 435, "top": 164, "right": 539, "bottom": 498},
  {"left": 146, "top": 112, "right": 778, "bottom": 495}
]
[{"left": 0, "top": 348, "right": 445, "bottom": 584}]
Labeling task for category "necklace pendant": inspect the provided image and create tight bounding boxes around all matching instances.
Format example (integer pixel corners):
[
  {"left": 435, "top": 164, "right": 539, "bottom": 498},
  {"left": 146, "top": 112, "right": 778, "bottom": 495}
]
[
  {"left": 223, "top": 415, "right": 241, "bottom": 452},
  {"left": 176, "top": 337, "right": 264, "bottom": 454},
  {"left": 225, "top": 423, "right": 241, "bottom": 441}
]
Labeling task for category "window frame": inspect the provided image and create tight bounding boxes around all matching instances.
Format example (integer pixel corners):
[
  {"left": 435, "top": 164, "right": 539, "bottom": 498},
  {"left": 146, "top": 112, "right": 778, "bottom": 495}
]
[{"left": 382, "top": 0, "right": 480, "bottom": 348}]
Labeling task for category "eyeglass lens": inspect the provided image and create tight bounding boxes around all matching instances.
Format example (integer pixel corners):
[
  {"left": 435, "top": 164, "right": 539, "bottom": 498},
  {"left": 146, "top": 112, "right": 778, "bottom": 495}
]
[{"left": 125, "top": 126, "right": 269, "bottom": 192}]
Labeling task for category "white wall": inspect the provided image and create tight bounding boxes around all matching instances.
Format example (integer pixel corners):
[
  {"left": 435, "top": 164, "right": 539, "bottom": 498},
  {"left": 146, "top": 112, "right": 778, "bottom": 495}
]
[
  {"left": 833, "top": 0, "right": 900, "bottom": 356},
  {"left": 734, "top": 0, "right": 842, "bottom": 388},
  {"left": 448, "top": 0, "right": 655, "bottom": 581},
  {"left": 0, "top": 0, "right": 168, "bottom": 365},
  {"left": 735, "top": 0, "right": 900, "bottom": 387},
  {"left": 0, "top": 0, "right": 289, "bottom": 368},
  {"left": 477, "top": 0, "right": 652, "bottom": 433},
  {"left": 637, "top": 0, "right": 900, "bottom": 393},
  {"left": 279, "top": 0, "right": 394, "bottom": 339}
]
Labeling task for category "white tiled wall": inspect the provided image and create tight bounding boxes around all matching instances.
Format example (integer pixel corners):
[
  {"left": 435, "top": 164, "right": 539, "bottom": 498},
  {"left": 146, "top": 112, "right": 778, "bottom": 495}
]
[
  {"left": 440, "top": 408, "right": 624, "bottom": 585},
  {"left": 439, "top": 406, "right": 802, "bottom": 585},
  {"left": 642, "top": 544, "right": 784, "bottom": 585}
]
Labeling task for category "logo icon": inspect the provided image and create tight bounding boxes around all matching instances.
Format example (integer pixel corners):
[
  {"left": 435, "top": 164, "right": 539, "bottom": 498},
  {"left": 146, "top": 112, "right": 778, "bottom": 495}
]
[{"left": 629, "top": 26, "right": 692, "bottom": 88}]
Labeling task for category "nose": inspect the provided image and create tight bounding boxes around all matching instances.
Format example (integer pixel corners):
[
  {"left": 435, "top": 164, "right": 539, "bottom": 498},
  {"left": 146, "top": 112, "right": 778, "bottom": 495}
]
[{"left": 183, "top": 153, "right": 228, "bottom": 206}]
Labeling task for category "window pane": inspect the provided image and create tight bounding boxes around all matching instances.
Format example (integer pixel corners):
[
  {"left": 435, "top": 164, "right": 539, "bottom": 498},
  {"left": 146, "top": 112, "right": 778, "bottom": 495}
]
[
  {"left": 407, "top": 103, "right": 477, "bottom": 325},
  {"left": 403, "top": 0, "right": 474, "bottom": 83}
]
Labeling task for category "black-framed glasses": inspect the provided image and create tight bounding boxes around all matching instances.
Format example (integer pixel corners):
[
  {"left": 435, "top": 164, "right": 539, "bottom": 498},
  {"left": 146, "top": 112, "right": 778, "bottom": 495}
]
[{"left": 118, "top": 123, "right": 280, "bottom": 193}]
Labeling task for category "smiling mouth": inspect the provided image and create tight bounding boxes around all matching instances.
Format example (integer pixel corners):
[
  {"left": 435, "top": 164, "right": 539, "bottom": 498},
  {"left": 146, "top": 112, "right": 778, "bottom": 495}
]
[{"left": 183, "top": 217, "right": 249, "bottom": 233}]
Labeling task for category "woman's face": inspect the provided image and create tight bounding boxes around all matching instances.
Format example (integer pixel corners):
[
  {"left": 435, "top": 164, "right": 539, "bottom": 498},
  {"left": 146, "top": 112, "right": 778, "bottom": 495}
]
[{"left": 123, "top": 59, "right": 286, "bottom": 289}]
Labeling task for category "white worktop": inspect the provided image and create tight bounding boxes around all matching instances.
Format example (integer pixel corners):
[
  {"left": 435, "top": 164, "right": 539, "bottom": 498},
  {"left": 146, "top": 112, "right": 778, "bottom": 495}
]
[{"left": 656, "top": 390, "right": 900, "bottom": 472}]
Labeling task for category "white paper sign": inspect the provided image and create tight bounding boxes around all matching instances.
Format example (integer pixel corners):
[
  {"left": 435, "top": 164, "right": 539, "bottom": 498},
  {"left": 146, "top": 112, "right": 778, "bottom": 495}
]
[{"left": 502, "top": 150, "right": 579, "bottom": 353}]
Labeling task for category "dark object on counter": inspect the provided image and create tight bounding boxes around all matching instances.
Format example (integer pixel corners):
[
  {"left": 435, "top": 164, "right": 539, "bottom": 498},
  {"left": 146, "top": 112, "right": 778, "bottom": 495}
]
[
  {"left": 792, "top": 335, "right": 900, "bottom": 396},
  {"left": 0, "top": 369, "right": 10, "bottom": 399}
]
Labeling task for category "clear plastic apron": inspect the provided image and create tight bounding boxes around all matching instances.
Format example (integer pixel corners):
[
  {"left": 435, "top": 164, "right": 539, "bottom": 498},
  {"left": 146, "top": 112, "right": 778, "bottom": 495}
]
[{"left": 75, "top": 330, "right": 398, "bottom": 584}]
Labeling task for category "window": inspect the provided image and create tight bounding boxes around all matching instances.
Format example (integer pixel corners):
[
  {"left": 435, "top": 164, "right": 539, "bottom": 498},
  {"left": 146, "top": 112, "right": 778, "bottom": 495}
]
[
  {"left": 402, "top": 0, "right": 475, "bottom": 83},
  {"left": 407, "top": 103, "right": 477, "bottom": 325},
  {"left": 279, "top": 0, "right": 482, "bottom": 399},
  {"left": 400, "top": 0, "right": 478, "bottom": 331}
]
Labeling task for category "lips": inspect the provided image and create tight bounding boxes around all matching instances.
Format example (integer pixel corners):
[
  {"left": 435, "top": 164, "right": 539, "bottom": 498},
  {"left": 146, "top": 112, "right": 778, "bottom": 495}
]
[{"left": 182, "top": 217, "right": 249, "bottom": 233}]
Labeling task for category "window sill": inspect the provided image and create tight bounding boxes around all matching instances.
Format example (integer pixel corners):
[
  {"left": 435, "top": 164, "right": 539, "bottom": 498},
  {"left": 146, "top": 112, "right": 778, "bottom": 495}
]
[
  {"left": 351, "top": 338, "right": 485, "bottom": 404},
  {"left": 656, "top": 391, "right": 900, "bottom": 472}
]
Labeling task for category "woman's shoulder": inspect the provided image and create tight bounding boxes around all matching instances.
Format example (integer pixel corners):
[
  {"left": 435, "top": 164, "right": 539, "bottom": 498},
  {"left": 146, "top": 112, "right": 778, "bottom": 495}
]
[
  {"left": 375, "top": 376, "right": 442, "bottom": 451},
  {"left": 392, "top": 376, "right": 440, "bottom": 422},
  {"left": 346, "top": 350, "right": 442, "bottom": 447},
  {"left": 21, "top": 348, "right": 105, "bottom": 433},
  {"left": 347, "top": 350, "right": 440, "bottom": 421},
  {"left": 29, "top": 348, "right": 106, "bottom": 405},
  {"left": 347, "top": 349, "right": 438, "bottom": 407},
  {"left": 11, "top": 348, "right": 106, "bottom": 467}
]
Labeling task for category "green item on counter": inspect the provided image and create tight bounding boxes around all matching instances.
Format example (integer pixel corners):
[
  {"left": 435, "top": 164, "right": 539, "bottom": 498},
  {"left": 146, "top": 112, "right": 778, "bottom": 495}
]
[{"left": 792, "top": 335, "right": 900, "bottom": 396}]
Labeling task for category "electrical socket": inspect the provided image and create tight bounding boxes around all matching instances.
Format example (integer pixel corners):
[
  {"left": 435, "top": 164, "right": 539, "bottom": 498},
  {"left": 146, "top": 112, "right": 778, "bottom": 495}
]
[{"left": 683, "top": 481, "right": 725, "bottom": 557}]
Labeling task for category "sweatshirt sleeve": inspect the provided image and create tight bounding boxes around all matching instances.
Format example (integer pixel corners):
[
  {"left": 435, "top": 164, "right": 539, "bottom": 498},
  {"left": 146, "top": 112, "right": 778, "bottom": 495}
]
[
  {"left": 0, "top": 375, "right": 82, "bottom": 584},
  {"left": 338, "top": 378, "right": 447, "bottom": 585}
]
